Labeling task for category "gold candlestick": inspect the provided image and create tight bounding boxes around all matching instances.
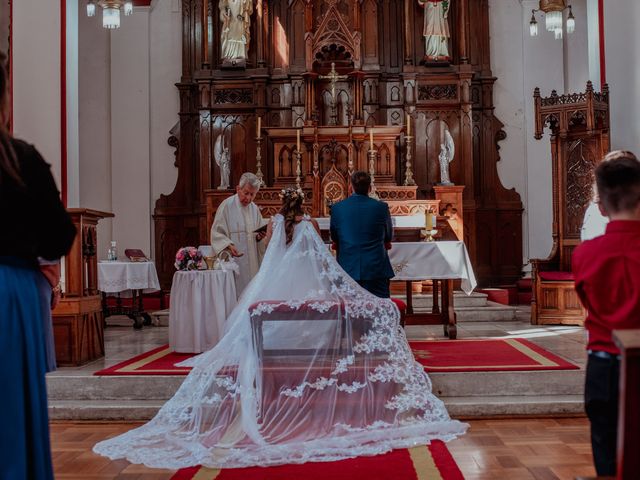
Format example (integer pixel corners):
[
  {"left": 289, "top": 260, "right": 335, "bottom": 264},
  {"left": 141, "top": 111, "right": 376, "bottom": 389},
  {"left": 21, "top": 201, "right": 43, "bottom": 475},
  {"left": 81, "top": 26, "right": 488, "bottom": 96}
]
[
  {"left": 368, "top": 148, "right": 378, "bottom": 199},
  {"left": 255, "top": 135, "right": 265, "bottom": 187},
  {"left": 404, "top": 135, "right": 416, "bottom": 186},
  {"left": 295, "top": 149, "right": 302, "bottom": 188}
]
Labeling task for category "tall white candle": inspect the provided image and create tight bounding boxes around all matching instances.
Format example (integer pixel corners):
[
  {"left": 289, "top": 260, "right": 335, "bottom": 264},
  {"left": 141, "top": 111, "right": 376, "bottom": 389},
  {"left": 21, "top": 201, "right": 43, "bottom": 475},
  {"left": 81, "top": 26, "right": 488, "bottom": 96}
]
[
  {"left": 257, "top": 116, "right": 261, "bottom": 134},
  {"left": 369, "top": 128, "right": 374, "bottom": 148},
  {"left": 297, "top": 129, "right": 301, "bottom": 151},
  {"left": 407, "top": 114, "right": 410, "bottom": 135}
]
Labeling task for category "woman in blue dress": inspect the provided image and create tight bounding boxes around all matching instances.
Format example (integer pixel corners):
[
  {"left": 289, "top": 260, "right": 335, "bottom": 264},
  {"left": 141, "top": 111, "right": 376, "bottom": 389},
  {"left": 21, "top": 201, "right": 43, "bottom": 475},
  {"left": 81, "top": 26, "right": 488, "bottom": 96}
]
[{"left": 0, "top": 54, "right": 76, "bottom": 479}]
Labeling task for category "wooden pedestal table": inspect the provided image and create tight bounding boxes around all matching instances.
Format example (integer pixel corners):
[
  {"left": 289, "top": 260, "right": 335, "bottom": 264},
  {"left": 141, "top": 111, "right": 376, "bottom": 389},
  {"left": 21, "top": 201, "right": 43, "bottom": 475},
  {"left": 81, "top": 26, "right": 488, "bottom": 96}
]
[
  {"left": 98, "top": 261, "right": 161, "bottom": 329},
  {"left": 388, "top": 241, "right": 477, "bottom": 339}
]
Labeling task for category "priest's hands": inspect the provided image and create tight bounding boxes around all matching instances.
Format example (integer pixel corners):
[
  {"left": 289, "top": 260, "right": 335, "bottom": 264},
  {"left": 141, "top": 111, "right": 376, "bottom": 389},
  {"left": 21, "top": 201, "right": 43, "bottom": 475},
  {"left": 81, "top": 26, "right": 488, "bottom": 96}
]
[
  {"left": 228, "top": 245, "right": 244, "bottom": 257},
  {"left": 255, "top": 230, "right": 267, "bottom": 242}
]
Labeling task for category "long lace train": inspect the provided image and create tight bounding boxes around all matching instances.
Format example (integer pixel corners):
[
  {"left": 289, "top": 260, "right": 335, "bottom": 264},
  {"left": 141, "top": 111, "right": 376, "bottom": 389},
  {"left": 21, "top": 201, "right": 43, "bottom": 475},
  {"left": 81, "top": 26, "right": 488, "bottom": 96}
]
[{"left": 93, "top": 215, "right": 467, "bottom": 469}]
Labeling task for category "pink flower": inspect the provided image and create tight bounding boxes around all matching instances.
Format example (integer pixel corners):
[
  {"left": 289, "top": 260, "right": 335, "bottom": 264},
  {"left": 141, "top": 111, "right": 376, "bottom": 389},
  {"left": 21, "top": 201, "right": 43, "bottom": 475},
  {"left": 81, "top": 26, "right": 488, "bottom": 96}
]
[
  {"left": 188, "top": 247, "right": 198, "bottom": 257},
  {"left": 176, "top": 250, "right": 185, "bottom": 261}
]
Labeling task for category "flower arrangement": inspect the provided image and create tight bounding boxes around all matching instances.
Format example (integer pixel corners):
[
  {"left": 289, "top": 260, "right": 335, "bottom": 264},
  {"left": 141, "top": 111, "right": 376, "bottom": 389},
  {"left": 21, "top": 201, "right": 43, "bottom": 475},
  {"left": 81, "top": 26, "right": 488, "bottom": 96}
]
[
  {"left": 279, "top": 186, "right": 304, "bottom": 201},
  {"left": 174, "top": 246, "right": 204, "bottom": 271}
]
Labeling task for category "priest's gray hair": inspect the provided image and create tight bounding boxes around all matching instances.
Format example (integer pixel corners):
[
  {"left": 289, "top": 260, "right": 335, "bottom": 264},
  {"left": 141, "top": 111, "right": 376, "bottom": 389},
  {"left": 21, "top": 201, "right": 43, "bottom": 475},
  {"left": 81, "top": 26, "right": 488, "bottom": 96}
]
[{"left": 238, "top": 172, "right": 261, "bottom": 190}]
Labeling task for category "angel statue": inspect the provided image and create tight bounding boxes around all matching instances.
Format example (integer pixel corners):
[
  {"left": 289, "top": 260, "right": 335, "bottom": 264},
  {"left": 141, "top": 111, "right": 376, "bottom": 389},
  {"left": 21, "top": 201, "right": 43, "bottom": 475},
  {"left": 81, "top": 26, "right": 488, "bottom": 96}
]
[
  {"left": 219, "top": 0, "right": 253, "bottom": 63},
  {"left": 214, "top": 134, "right": 231, "bottom": 190},
  {"left": 418, "top": 0, "right": 451, "bottom": 61},
  {"left": 438, "top": 128, "right": 455, "bottom": 185}
]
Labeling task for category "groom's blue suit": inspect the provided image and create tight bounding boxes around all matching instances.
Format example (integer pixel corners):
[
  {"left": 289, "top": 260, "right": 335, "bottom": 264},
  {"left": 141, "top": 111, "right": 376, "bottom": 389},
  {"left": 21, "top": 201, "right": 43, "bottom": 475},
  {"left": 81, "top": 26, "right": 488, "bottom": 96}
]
[{"left": 330, "top": 193, "right": 394, "bottom": 298}]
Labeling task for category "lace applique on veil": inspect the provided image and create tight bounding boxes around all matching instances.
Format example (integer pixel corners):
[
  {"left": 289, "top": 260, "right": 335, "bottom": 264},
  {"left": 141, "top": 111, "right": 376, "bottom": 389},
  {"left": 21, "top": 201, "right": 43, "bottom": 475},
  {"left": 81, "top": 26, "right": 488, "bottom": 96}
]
[{"left": 93, "top": 214, "right": 467, "bottom": 469}]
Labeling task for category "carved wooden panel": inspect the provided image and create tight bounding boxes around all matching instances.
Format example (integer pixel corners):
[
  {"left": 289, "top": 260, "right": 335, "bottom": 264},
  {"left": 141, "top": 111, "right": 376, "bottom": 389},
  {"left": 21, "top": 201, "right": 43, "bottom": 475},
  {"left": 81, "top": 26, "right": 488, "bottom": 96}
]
[{"left": 565, "top": 139, "right": 596, "bottom": 237}]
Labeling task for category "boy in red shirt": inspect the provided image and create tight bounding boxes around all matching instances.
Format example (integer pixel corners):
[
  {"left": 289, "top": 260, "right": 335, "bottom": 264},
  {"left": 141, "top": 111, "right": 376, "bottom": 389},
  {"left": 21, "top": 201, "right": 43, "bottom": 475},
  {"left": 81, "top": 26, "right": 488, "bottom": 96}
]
[{"left": 572, "top": 150, "right": 640, "bottom": 476}]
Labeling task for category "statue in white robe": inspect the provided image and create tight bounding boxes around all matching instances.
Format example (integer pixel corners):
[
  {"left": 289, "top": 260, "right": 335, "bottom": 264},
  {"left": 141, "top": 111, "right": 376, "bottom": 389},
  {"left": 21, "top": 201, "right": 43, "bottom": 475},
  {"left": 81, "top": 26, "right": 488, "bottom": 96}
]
[
  {"left": 211, "top": 174, "right": 267, "bottom": 294},
  {"left": 418, "top": 0, "right": 451, "bottom": 61},
  {"left": 219, "top": 0, "right": 253, "bottom": 62}
]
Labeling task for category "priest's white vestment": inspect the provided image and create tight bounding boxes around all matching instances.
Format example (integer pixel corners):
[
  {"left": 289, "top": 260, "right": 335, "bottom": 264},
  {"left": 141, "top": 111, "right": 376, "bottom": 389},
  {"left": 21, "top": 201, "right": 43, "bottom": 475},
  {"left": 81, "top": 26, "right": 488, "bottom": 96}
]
[{"left": 210, "top": 194, "right": 266, "bottom": 294}]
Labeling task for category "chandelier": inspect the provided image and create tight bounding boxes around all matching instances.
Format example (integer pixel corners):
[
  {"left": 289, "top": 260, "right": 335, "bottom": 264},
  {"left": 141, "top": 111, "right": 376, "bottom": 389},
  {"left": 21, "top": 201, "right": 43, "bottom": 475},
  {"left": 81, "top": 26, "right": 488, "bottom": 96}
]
[
  {"left": 86, "top": 1, "right": 134, "bottom": 29},
  {"left": 529, "top": 0, "right": 575, "bottom": 39}
]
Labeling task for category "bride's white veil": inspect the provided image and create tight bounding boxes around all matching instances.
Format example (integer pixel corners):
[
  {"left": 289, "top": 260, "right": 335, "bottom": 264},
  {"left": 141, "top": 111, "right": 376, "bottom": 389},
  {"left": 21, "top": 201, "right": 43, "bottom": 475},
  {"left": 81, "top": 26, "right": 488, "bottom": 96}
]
[{"left": 94, "top": 214, "right": 467, "bottom": 469}]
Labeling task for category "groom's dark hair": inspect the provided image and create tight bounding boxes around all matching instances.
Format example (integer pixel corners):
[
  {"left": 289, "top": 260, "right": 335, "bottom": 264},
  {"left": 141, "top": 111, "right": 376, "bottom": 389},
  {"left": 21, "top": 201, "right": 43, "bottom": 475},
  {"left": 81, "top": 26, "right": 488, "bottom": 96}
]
[{"left": 351, "top": 171, "right": 371, "bottom": 195}]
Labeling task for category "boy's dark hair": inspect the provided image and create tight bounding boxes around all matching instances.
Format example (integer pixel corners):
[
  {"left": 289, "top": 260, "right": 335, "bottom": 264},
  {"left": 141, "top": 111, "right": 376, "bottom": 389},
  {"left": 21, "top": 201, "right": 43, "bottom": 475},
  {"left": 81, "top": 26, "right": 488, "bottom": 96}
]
[
  {"left": 351, "top": 171, "right": 371, "bottom": 195},
  {"left": 596, "top": 150, "right": 640, "bottom": 214}
]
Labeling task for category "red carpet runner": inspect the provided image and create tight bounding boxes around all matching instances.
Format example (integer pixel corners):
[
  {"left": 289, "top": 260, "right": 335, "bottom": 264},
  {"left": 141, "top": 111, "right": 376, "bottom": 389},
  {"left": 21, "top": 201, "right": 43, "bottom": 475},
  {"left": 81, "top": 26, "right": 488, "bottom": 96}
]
[
  {"left": 94, "top": 338, "right": 577, "bottom": 376},
  {"left": 169, "top": 441, "right": 463, "bottom": 480}
]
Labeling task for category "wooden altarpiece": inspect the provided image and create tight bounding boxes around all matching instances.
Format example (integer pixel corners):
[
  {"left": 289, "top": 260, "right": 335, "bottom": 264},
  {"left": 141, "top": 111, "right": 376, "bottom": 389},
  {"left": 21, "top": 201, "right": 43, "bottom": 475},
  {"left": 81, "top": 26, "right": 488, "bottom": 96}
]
[
  {"left": 531, "top": 82, "right": 610, "bottom": 325},
  {"left": 153, "top": 0, "right": 523, "bottom": 290}
]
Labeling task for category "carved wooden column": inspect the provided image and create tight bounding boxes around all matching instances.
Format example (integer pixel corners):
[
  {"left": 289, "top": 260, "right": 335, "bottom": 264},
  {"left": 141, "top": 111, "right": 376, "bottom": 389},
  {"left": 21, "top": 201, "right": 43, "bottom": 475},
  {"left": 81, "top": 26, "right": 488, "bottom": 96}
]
[
  {"left": 303, "top": 72, "right": 318, "bottom": 124},
  {"left": 201, "top": 0, "right": 209, "bottom": 68},
  {"left": 352, "top": 71, "right": 365, "bottom": 125},
  {"left": 256, "top": 0, "right": 266, "bottom": 67},
  {"left": 458, "top": 0, "right": 469, "bottom": 64},
  {"left": 404, "top": 0, "right": 414, "bottom": 65}
]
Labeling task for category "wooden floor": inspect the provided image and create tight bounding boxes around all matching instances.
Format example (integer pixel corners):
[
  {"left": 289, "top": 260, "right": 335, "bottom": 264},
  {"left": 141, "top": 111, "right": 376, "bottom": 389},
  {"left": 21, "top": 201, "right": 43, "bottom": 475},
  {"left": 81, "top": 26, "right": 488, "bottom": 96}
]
[{"left": 51, "top": 418, "right": 596, "bottom": 480}]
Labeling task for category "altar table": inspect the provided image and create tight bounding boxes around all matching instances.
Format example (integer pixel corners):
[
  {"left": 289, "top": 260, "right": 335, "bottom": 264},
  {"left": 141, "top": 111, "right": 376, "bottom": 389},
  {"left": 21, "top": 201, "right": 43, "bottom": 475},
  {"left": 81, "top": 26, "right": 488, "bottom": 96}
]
[
  {"left": 169, "top": 270, "right": 237, "bottom": 353},
  {"left": 98, "top": 261, "right": 161, "bottom": 328},
  {"left": 389, "top": 241, "right": 477, "bottom": 339}
]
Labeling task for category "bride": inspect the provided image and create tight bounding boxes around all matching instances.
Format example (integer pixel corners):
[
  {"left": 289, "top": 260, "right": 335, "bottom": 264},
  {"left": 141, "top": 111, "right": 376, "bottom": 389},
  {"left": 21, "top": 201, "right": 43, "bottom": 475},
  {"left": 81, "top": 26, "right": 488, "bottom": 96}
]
[{"left": 94, "top": 187, "right": 467, "bottom": 469}]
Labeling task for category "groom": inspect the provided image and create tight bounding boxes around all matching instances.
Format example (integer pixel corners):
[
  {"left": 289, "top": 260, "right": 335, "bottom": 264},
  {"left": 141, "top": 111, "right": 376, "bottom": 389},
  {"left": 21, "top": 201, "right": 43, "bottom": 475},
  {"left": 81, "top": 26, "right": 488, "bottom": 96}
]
[{"left": 330, "top": 171, "right": 394, "bottom": 298}]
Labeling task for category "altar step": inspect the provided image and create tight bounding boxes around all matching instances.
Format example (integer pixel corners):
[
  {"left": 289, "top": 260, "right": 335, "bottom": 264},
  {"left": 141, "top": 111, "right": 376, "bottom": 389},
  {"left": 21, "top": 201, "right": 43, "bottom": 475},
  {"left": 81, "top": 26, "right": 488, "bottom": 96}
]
[
  {"left": 395, "top": 291, "right": 519, "bottom": 322},
  {"left": 46, "top": 368, "right": 584, "bottom": 420}
]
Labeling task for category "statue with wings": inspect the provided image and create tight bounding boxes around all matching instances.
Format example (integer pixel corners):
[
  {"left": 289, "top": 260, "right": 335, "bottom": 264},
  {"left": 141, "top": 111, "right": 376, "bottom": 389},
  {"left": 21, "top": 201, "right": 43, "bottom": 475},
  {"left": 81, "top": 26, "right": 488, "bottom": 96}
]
[
  {"left": 214, "top": 134, "right": 231, "bottom": 190},
  {"left": 438, "top": 128, "right": 455, "bottom": 185}
]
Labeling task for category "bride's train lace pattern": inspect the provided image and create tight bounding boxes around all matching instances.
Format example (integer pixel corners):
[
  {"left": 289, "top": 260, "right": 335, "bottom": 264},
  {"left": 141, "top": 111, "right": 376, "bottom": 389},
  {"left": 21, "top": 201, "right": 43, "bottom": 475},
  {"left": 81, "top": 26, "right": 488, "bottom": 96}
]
[{"left": 94, "top": 215, "right": 467, "bottom": 469}]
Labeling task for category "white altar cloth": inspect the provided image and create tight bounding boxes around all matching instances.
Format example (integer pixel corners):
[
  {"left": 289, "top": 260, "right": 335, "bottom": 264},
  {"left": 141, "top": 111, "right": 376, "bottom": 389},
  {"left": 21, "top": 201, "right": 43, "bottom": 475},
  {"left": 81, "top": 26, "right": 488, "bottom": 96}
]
[
  {"left": 98, "top": 261, "right": 161, "bottom": 295},
  {"left": 169, "top": 270, "right": 237, "bottom": 353},
  {"left": 315, "top": 214, "right": 425, "bottom": 230},
  {"left": 388, "top": 241, "right": 477, "bottom": 294}
]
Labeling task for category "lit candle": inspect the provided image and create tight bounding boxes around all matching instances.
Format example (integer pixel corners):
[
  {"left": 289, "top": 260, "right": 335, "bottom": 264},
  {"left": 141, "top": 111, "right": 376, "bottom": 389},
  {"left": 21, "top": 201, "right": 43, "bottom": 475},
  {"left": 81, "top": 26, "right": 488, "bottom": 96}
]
[
  {"left": 297, "top": 129, "right": 301, "bottom": 151},
  {"left": 369, "top": 128, "right": 374, "bottom": 148},
  {"left": 257, "top": 116, "right": 261, "bottom": 134},
  {"left": 406, "top": 114, "right": 410, "bottom": 135}
]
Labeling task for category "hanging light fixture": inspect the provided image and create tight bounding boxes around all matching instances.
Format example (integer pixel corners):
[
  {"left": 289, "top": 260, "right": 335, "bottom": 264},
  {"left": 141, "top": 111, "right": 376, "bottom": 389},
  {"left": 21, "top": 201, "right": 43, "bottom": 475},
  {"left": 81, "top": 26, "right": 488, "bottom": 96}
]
[
  {"left": 529, "top": 1, "right": 576, "bottom": 39},
  {"left": 85, "top": 1, "right": 134, "bottom": 29},
  {"left": 529, "top": 11, "right": 539, "bottom": 37},
  {"left": 86, "top": 0, "right": 96, "bottom": 17}
]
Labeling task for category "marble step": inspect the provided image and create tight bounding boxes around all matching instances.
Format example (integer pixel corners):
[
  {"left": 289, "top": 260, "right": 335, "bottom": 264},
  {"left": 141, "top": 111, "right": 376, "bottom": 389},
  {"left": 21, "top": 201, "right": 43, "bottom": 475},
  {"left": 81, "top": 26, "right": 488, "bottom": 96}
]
[
  {"left": 46, "top": 368, "right": 583, "bottom": 402},
  {"left": 395, "top": 291, "right": 489, "bottom": 309},
  {"left": 150, "top": 309, "right": 169, "bottom": 327},
  {"left": 48, "top": 395, "right": 585, "bottom": 421}
]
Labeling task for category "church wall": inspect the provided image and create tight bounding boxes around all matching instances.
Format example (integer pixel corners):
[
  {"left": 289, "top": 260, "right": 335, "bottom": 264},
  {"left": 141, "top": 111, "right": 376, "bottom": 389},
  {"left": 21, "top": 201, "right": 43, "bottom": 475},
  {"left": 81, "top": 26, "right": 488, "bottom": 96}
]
[
  {"left": 11, "top": 0, "right": 62, "bottom": 185},
  {"left": 604, "top": 1, "right": 640, "bottom": 152},
  {"left": 78, "top": 8, "right": 113, "bottom": 260},
  {"left": 148, "top": 1, "right": 181, "bottom": 247},
  {"left": 489, "top": 0, "right": 590, "bottom": 269},
  {"left": 109, "top": 11, "right": 152, "bottom": 256},
  {"left": 76, "top": 3, "right": 181, "bottom": 260}
]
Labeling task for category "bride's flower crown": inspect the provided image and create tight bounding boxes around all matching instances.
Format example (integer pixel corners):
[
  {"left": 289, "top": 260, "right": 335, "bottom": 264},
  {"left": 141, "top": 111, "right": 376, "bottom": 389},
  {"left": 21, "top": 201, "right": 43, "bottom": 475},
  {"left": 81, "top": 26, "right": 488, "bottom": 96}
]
[{"left": 279, "top": 186, "right": 304, "bottom": 201}]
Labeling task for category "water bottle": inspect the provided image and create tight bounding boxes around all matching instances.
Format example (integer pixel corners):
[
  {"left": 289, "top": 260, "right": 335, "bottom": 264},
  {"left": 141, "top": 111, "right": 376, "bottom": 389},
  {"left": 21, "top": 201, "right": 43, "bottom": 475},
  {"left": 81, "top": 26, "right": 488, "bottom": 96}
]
[{"left": 108, "top": 241, "right": 118, "bottom": 261}]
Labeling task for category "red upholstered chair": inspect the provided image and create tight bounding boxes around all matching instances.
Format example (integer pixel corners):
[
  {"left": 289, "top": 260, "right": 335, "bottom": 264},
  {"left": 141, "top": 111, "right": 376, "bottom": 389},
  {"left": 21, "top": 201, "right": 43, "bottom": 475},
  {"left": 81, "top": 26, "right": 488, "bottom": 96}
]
[{"left": 390, "top": 298, "right": 406, "bottom": 327}]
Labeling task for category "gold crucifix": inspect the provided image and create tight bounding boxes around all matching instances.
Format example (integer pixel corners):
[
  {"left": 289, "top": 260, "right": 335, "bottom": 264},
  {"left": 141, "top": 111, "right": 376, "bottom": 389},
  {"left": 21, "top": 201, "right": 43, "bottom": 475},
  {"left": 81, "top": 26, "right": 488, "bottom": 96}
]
[{"left": 319, "top": 62, "right": 349, "bottom": 125}]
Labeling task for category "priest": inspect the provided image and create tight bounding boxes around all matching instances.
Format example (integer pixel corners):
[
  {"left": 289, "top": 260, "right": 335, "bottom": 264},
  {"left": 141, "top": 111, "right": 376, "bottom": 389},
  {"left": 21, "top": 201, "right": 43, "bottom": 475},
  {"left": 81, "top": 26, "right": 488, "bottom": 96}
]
[{"left": 211, "top": 172, "right": 267, "bottom": 294}]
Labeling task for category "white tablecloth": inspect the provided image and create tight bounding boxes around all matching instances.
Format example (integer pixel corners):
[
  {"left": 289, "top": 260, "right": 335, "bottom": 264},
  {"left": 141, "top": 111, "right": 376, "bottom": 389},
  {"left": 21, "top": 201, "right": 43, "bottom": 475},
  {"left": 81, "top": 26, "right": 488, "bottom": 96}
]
[
  {"left": 169, "top": 270, "right": 237, "bottom": 353},
  {"left": 388, "top": 241, "right": 477, "bottom": 294},
  {"left": 98, "top": 261, "right": 161, "bottom": 295}
]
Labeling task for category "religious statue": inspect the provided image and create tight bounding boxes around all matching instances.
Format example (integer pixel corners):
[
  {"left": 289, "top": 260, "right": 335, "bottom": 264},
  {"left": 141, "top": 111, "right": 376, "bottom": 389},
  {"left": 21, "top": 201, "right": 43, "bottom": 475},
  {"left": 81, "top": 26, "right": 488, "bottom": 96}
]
[
  {"left": 438, "top": 128, "right": 455, "bottom": 185},
  {"left": 418, "top": 0, "right": 451, "bottom": 61},
  {"left": 214, "top": 134, "right": 231, "bottom": 190},
  {"left": 319, "top": 62, "right": 349, "bottom": 125},
  {"left": 219, "top": 0, "right": 253, "bottom": 64}
]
